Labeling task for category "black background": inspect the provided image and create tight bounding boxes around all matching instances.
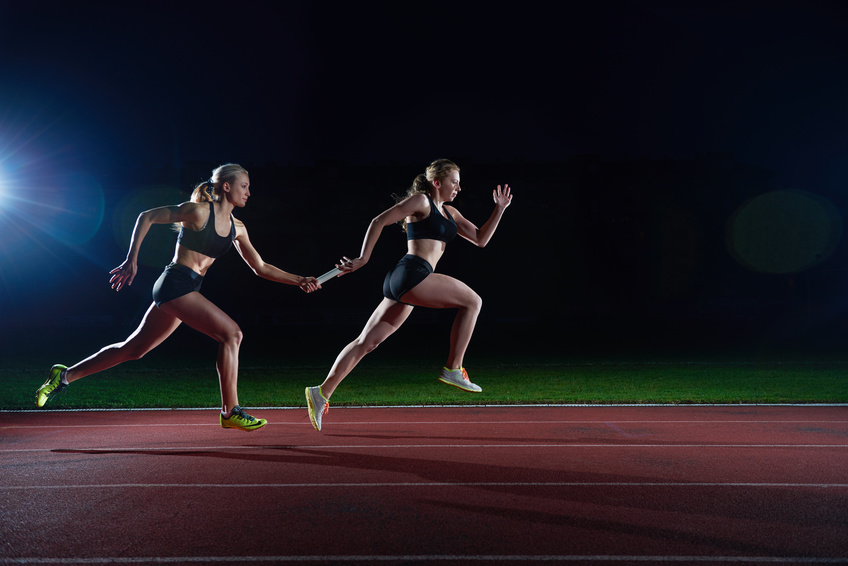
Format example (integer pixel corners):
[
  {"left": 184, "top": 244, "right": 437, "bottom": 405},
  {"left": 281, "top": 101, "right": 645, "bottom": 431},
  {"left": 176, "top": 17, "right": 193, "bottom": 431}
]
[{"left": 2, "top": 1, "right": 848, "bottom": 361}]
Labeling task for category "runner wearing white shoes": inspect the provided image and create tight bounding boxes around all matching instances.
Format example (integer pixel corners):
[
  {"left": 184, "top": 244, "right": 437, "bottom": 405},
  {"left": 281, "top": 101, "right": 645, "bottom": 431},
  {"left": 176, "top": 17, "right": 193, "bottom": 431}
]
[
  {"left": 36, "top": 163, "right": 320, "bottom": 431},
  {"left": 306, "top": 159, "right": 513, "bottom": 431}
]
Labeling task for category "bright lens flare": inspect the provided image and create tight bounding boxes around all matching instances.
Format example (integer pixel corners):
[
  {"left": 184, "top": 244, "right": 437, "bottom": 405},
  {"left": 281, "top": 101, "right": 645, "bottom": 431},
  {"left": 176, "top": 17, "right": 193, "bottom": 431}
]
[
  {"left": 47, "top": 171, "right": 106, "bottom": 245},
  {"left": 0, "top": 161, "right": 6, "bottom": 203},
  {"left": 0, "top": 170, "right": 105, "bottom": 246}
]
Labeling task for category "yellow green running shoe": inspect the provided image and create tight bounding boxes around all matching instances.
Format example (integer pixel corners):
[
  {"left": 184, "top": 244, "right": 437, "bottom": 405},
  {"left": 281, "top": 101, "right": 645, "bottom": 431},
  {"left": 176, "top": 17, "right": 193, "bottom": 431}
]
[
  {"left": 220, "top": 405, "right": 267, "bottom": 432},
  {"left": 36, "top": 364, "right": 68, "bottom": 407}
]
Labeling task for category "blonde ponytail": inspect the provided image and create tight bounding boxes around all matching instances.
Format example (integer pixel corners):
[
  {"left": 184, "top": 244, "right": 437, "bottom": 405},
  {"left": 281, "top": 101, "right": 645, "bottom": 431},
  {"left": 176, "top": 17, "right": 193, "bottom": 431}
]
[
  {"left": 190, "top": 163, "right": 249, "bottom": 203},
  {"left": 190, "top": 180, "right": 216, "bottom": 203}
]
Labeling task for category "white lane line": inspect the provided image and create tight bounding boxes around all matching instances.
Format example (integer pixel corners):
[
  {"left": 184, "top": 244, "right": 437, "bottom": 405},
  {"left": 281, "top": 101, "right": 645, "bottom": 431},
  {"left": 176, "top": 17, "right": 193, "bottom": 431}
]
[
  {"left": 1, "top": 555, "right": 847, "bottom": 564},
  {"left": 3, "top": 482, "right": 848, "bottom": 491}
]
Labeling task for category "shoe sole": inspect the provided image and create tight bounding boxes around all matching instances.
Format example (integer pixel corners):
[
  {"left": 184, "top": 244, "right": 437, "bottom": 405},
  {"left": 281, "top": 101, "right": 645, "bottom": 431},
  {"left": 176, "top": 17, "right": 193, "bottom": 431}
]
[
  {"left": 305, "top": 388, "right": 321, "bottom": 431},
  {"left": 438, "top": 377, "right": 482, "bottom": 393},
  {"left": 221, "top": 420, "right": 267, "bottom": 432}
]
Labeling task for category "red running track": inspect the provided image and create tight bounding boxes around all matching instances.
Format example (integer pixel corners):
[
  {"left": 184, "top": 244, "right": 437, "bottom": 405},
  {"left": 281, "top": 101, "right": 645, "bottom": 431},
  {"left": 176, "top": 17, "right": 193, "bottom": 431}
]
[{"left": 1, "top": 405, "right": 847, "bottom": 565}]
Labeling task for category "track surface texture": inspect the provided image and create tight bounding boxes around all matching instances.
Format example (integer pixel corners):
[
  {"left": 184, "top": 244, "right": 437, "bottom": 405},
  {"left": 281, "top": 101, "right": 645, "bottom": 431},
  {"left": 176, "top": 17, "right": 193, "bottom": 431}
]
[{"left": 2, "top": 405, "right": 847, "bottom": 565}]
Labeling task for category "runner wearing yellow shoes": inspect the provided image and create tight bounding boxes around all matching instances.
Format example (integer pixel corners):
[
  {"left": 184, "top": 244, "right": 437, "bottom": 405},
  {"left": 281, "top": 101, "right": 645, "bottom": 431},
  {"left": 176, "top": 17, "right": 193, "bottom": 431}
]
[{"left": 37, "top": 163, "right": 320, "bottom": 431}]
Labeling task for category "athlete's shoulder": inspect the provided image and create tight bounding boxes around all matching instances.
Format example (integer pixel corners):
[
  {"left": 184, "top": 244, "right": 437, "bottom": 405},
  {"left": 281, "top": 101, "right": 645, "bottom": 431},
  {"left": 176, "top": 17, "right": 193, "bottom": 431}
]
[
  {"left": 177, "top": 200, "right": 209, "bottom": 213},
  {"left": 405, "top": 192, "right": 431, "bottom": 209},
  {"left": 171, "top": 200, "right": 210, "bottom": 228}
]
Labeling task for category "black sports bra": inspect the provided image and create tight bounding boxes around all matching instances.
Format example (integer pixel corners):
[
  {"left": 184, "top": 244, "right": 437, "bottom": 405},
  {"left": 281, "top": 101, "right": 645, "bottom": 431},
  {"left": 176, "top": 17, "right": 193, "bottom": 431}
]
[
  {"left": 177, "top": 201, "right": 235, "bottom": 258},
  {"left": 406, "top": 194, "right": 457, "bottom": 243}
]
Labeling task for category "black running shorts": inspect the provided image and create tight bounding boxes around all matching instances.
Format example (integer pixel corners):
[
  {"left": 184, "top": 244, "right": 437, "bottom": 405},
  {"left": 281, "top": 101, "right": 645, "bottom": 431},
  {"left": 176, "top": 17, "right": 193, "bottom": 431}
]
[
  {"left": 152, "top": 263, "right": 204, "bottom": 307},
  {"left": 382, "top": 254, "right": 433, "bottom": 304}
]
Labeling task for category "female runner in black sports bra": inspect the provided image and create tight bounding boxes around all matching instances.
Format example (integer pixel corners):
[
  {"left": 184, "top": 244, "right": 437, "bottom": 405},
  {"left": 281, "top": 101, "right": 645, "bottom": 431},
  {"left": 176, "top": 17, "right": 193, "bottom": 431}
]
[
  {"left": 36, "top": 163, "right": 320, "bottom": 431},
  {"left": 306, "top": 158, "right": 512, "bottom": 431}
]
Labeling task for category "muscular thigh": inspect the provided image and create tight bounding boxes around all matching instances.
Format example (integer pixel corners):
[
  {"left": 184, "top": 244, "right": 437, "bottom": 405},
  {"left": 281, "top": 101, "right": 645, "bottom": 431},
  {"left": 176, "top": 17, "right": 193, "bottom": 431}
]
[
  {"left": 359, "top": 299, "right": 413, "bottom": 342},
  {"left": 401, "top": 274, "right": 478, "bottom": 309},
  {"left": 123, "top": 303, "right": 183, "bottom": 352},
  {"left": 159, "top": 292, "right": 239, "bottom": 342}
]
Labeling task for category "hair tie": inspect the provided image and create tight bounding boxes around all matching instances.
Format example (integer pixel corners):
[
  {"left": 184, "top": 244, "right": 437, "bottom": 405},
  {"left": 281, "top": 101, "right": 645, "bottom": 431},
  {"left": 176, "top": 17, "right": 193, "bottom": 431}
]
[{"left": 205, "top": 179, "right": 214, "bottom": 193}]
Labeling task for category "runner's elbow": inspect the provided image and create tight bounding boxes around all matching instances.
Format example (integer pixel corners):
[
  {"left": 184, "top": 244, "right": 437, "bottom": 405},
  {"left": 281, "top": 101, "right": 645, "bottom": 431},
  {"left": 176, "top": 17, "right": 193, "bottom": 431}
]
[{"left": 249, "top": 261, "right": 268, "bottom": 277}]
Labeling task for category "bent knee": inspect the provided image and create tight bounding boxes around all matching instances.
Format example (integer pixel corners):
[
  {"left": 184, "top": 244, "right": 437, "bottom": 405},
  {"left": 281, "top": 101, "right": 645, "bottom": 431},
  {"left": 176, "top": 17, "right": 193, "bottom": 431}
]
[
  {"left": 464, "top": 291, "right": 483, "bottom": 312},
  {"left": 354, "top": 328, "right": 392, "bottom": 355},
  {"left": 220, "top": 327, "right": 243, "bottom": 348},
  {"left": 120, "top": 342, "right": 155, "bottom": 361},
  {"left": 356, "top": 336, "right": 383, "bottom": 355}
]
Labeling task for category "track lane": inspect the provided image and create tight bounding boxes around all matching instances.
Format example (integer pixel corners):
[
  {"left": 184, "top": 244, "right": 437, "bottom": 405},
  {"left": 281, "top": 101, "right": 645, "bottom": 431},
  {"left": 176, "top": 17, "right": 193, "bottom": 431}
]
[{"left": 2, "top": 406, "right": 846, "bottom": 564}]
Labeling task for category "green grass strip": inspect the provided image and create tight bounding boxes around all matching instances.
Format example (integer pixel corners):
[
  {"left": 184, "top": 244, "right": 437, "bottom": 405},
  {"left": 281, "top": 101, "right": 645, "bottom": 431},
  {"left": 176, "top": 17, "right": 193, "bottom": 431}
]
[{"left": 4, "top": 359, "right": 847, "bottom": 410}]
